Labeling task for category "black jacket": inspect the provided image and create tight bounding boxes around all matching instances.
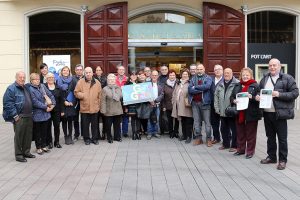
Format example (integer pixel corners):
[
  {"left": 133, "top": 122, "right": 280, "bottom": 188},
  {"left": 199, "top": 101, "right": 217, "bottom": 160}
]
[
  {"left": 45, "top": 83, "right": 64, "bottom": 113},
  {"left": 231, "top": 82, "right": 262, "bottom": 122},
  {"left": 259, "top": 72, "right": 299, "bottom": 119}
]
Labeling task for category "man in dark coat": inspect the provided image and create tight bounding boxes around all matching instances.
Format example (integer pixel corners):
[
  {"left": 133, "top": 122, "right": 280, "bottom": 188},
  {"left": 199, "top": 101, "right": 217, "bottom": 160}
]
[
  {"left": 3, "top": 71, "right": 36, "bottom": 162},
  {"left": 256, "top": 58, "right": 299, "bottom": 170}
]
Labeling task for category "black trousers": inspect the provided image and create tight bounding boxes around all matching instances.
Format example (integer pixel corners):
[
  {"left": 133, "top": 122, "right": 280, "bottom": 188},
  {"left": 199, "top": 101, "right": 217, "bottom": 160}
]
[
  {"left": 263, "top": 112, "right": 288, "bottom": 162},
  {"left": 163, "top": 110, "right": 179, "bottom": 135},
  {"left": 181, "top": 117, "right": 193, "bottom": 139},
  {"left": 62, "top": 116, "right": 74, "bottom": 137},
  {"left": 220, "top": 117, "right": 237, "bottom": 148},
  {"left": 81, "top": 113, "right": 99, "bottom": 141},
  {"left": 211, "top": 107, "right": 221, "bottom": 141},
  {"left": 13, "top": 117, "right": 33, "bottom": 158},
  {"left": 33, "top": 120, "right": 49, "bottom": 149},
  {"left": 140, "top": 119, "right": 148, "bottom": 133},
  {"left": 131, "top": 115, "right": 140, "bottom": 134},
  {"left": 105, "top": 115, "right": 122, "bottom": 140},
  {"left": 74, "top": 110, "right": 80, "bottom": 138},
  {"left": 47, "top": 111, "right": 61, "bottom": 145},
  {"left": 97, "top": 112, "right": 106, "bottom": 138}
]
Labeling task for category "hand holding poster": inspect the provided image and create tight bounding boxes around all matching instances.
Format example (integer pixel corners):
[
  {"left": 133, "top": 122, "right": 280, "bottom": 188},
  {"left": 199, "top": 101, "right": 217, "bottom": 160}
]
[
  {"left": 236, "top": 92, "right": 249, "bottom": 110},
  {"left": 259, "top": 89, "right": 273, "bottom": 108},
  {"left": 122, "top": 82, "right": 154, "bottom": 105}
]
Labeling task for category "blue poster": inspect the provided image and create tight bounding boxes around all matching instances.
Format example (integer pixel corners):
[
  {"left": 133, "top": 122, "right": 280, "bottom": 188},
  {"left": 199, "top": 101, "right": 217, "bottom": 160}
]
[{"left": 121, "top": 82, "right": 154, "bottom": 105}]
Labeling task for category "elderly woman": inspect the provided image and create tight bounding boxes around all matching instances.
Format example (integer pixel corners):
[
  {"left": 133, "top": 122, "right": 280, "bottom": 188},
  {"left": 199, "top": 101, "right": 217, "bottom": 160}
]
[
  {"left": 101, "top": 73, "right": 123, "bottom": 143},
  {"left": 57, "top": 66, "right": 77, "bottom": 145},
  {"left": 45, "top": 72, "right": 63, "bottom": 148},
  {"left": 172, "top": 69, "right": 193, "bottom": 143},
  {"left": 28, "top": 73, "right": 56, "bottom": 155},
  {"left": 231, "top": 68, "right": 262, "bottom": 159},
  {"left": 161, "top": 70, "right": 179, "bottom": 138}
]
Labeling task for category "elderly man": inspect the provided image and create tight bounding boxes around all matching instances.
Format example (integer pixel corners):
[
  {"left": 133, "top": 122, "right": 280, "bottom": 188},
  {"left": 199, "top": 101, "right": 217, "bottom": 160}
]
[
  {"left": 211, "top": 64, "right": 224, "bottom": 144},
  {"left": 73, "top": 64, "right": 84, "bottom": 141},
  {"left": 188, "top": 64, "right": 213, "bottom": 147},
  {"left": 214, "top": 68, "right": 239, "bottom": 151},
  {"left": 3, "top": 71, "right": 35, "bottom": 162},
  {"left": 74, "top": 67, "right": 102, "bottom": 145},
  {"left": 256, "top": 58, "right": 299, "bottom": 170}
]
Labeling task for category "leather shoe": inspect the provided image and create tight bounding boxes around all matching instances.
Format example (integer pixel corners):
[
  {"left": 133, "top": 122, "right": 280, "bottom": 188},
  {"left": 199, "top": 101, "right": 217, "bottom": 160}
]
[
  {"left": 24, "top": 154, "right": 36, "bottom": 158},
  {"left": 245, "top": 154, "right": 253, "bottom": 159},
  {"left": 48, "top": 142, "right": 53, "bottom": 149},
  {"left": 16, "top": 157, "right": 27, "bottom": 162},
  {"left": 55, "top": 143, "right": 62, "bottom": 148},
  {"left": 233, "top": 152, "right": 245, "bottom": 156},
  {"left": 277, "top": 161, "right": 286, "bottom": 170},
  {"left": 108, "top": 139, "right": 113, "bottom": 143},
  {"left": 212, "top": 140, "right": 220, "bottom": 144},
  {"left": 185, "top": 137, "right": 191, "bottom": 144},
  {"left": 85, "top": 140, "right": 91, "bottom": 145},
  {"left": 193, "top": 138, "right": 203, "bottom": 146},
  {"left": 260, "top": 157, "right": 277, "bottom": 164},
  {"left": 93, "top": 140, "right": 99, "bottom": 145}
]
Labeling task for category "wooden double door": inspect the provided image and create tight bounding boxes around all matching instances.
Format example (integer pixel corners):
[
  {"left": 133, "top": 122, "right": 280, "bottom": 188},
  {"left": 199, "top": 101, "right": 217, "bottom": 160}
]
[{"left": 84, "top": 2, "right": 245, "bottom": 75}]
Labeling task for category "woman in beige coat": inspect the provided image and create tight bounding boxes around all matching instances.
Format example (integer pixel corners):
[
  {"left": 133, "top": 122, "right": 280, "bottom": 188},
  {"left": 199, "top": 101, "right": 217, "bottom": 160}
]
[
  {"left": 172, "top": 69, "right": 193, "bottom": 143},
  {"left": 101, "top": 73, "right": 123, "bottom": 143}
]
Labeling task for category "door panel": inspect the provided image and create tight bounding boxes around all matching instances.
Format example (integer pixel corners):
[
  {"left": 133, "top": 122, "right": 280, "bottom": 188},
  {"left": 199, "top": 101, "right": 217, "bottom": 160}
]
[
  {"left": 203, "top": 2, "right": 245, "bottom": 75},
  {"left": 84, "top": 2, "right": 128, "bottom": 74}
]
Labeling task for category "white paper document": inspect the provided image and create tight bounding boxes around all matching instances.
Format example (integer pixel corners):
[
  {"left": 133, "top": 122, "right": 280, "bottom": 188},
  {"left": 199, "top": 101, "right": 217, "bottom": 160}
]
[
  {"left": 236, "top": 92, "right": 249, "bottom": 110},
  {"left": 259, "top": 89, "right": 273, "bottom": 109}
]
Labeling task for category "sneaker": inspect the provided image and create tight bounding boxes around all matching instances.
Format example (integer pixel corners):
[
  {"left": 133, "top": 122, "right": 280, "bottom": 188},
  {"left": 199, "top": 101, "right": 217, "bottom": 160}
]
[
  {"left": 42, "top": 147, "right": 50, "bottom": 153},
  {"left": 212, "top": 139, "right": 220, "bottom": 144},
  {"left": 36, "top": 149, "right": 44, "bottom": 155},
  {"left": 153, "top": 134, "right": 161, "bottom": 138},
  {"left": 147, "top": 135, "right": 152, "bottom": 140}
]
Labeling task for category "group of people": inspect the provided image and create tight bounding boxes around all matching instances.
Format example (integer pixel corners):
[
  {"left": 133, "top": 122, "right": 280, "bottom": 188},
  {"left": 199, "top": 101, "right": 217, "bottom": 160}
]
[{"left": 3, "top": 58, "right": 299, "bottom": 171}]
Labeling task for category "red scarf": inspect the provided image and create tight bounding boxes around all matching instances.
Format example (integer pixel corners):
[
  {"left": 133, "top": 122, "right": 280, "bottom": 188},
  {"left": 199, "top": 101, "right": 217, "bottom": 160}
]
[{"left": 238, "top": 79, "right": 256, "bottom": 124}]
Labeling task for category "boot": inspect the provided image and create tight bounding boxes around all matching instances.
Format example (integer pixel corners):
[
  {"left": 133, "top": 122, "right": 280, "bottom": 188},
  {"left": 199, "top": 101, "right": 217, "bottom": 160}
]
[
  {"left": 65, "top": 136, "right": 70, "bottom": 145},
  {"left": 68, "top": 135, "right": 74, "bottom": 144},
  {"left": 132, "top": 133, "right": 137, "bottom": 140}
]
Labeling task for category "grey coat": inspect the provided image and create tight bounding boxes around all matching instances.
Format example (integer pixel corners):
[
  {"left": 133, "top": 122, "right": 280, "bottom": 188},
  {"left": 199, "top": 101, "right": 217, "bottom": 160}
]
[
  {"left": 171, "top": 80, "right": 193, "bottom": 118},
  {"left": 214, "top": 77, "right": 239, "bottom": 117},
  {"left": 101, "top": 86, "right": 123, "bottom": 116}
]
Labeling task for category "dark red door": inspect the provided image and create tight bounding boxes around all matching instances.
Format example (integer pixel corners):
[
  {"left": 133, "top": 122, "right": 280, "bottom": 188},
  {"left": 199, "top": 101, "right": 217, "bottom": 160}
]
[
  {"left": 84, "top": 2, "right": 128, "bottom": 74},
  {"left": 203, "top": 2, "right": 245, "bottom": 75}
]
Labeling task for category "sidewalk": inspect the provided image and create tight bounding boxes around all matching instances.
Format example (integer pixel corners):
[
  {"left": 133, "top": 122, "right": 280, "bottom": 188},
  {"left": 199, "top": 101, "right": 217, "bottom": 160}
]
[{"left": 0, "top": 113, "right": 300, "bottom": 200}]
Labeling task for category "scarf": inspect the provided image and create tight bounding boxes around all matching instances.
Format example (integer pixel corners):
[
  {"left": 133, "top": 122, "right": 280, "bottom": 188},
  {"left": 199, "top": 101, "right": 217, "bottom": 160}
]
[
  {"left": 238, "top": 79, "right": 257, "bottom": 124},
  {"left": 57, "top": 76, "right": 72, "bottom": 91},
  {"left": 166, "top": 79, "right": 176, "bottom": 88},
  {"left": 107, "top": 84, "right": 121, "bottom": 101}
]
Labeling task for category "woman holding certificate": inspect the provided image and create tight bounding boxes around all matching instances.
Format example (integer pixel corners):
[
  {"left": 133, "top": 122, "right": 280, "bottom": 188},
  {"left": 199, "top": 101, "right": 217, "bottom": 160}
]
[{"left": 231, "top": 68, "right": 262, "bottom": 159}]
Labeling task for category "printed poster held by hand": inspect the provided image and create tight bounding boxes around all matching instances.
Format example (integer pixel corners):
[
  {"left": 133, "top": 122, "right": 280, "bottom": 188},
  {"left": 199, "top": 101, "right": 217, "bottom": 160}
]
[
  {"left": 236, "top": 92, "right": 249, "bottom": 110},
  {"left": 259, "top": 89, "right": 273, "bottom": 109},
  {"left": 121, "top": 82, "right": 154, "bottom": 105}
]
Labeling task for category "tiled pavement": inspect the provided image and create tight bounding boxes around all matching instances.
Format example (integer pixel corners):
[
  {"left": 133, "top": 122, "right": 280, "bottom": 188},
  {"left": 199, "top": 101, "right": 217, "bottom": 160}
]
[{"left": 0, "top": 114, "right": 300, "bottom": 200}]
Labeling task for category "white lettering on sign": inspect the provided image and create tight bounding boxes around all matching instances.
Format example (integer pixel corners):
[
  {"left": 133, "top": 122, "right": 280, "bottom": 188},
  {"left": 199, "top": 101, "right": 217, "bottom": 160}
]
[{"left": 250, "top": 54, "right": 272, "bottom": 60}]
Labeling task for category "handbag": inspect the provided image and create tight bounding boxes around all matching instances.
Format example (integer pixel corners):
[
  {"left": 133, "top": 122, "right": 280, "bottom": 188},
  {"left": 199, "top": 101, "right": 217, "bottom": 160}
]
[
  {"left": 225, "top": 104, "right": 238, "bottom": 117},
  {"left": 184, "top": 97, "right": 191, "bottom": 107},
  {"left": 41, "top": 84, "right": 52, "bottom": 106}
]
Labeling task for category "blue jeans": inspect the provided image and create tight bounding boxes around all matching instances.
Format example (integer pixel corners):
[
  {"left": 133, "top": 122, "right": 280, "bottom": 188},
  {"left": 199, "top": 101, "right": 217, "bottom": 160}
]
[
  {"left": 147, "top": 106, "right": 160, "bottom": 135},
  {"left": 191, "top": 101, "right": 212, "bottom": 139},
  {"left": 122, "top": 115, "right": 129, "bottom": 135}
]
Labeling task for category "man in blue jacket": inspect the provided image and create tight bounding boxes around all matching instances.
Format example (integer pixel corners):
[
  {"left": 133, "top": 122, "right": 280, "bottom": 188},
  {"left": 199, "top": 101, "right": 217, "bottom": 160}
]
[
  {"left": 188, "top": 64, "right": 213, "bottom": 147},
  {"left": 3, "top": 71, "right": 36, "bottom": 162}
]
